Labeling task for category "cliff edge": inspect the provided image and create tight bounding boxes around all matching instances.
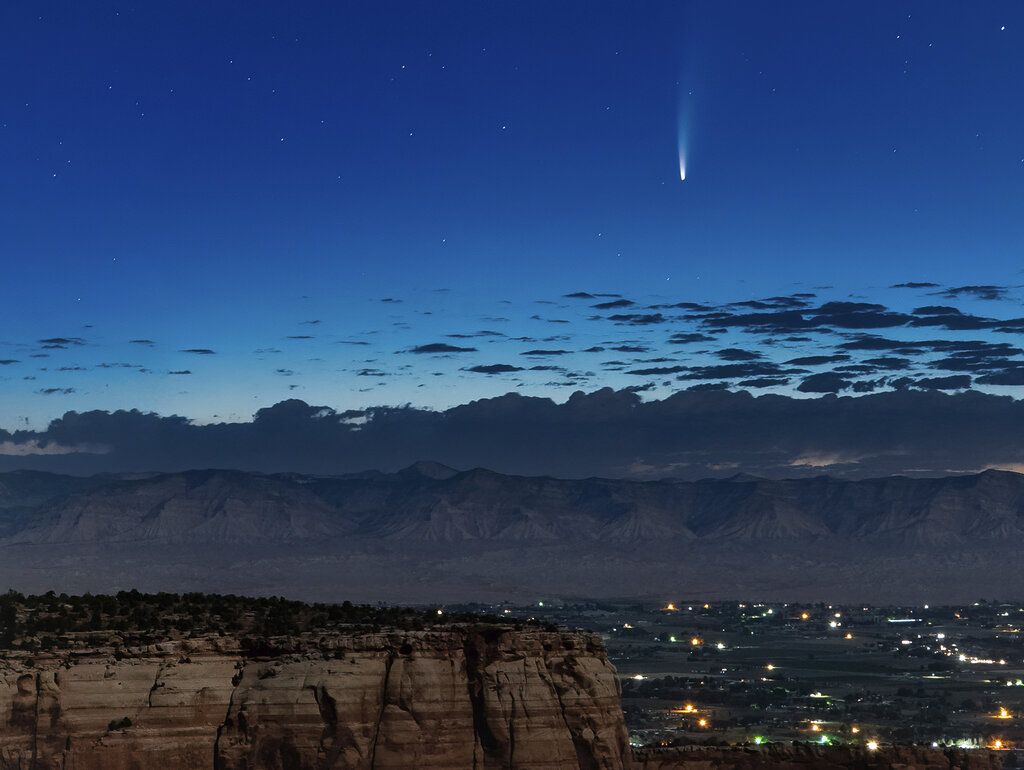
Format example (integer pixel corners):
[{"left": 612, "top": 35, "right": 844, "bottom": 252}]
[{"left": 0, "top": 627, "right": 629, "bottom": 769}]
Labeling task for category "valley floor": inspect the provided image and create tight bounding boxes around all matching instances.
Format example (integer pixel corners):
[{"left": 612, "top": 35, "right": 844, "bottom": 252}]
[{"left": 0, "top": 538, "right": 1017, "bottom": 604}]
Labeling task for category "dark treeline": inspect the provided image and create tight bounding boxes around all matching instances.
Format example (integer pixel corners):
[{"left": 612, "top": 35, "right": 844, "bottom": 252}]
[{"left": 0, "top": 590, "right": 522, "bottom": 651}]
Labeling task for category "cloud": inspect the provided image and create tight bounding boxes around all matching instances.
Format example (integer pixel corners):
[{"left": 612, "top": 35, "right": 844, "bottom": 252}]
[
  {"left": 465, "top": 364, "right": 524, "bottom": 374},
  {"left": 592, "top": 299, "right": 635, "bottom": 309},
  {"left": 976, "top": 368, "right": 1024, "bottom": 386},
  {"left": 180, "top": 348, "right": 216, "bottom": 355},
  {"left": 0, "top": 439, "right": 109, "bottom": 456},
  {"left": 934, "top": 284, "right": 1011, "bottom": 301},
  {"left": 862, "top": 356, "right": 912, "bottom": 370},
  {"left": 609, "top": 344, "right": 649, "bottom": 353},
  {"left": 688, "top": 296, "right": 1024, "bottom": 339},
  {"left": 128, "top": 339, "right": 156, "bottom": 346},
  {"left": 407, "top": 343, "right": 477, "bottom": 354},
  {"left": 738, "top": 377, "right": 790, "bottom": 388},
  {"left": 607, "top": 313, "right": 667, "bottom": 325},
  {"left": 668, "top": 333, "right": 715, "bottom": 345},
  {"left": 677, "top": 362, "right": 801, "bottom": 381},
  {"left": 891, "top": 281, "right": 939, "bottom": 289},
  {"left": 521, "top": 349, "right": 570, "bottom": 356},
  {"left": 910, "top": 375, "right": 972, "bottom": 391},
  {"left": 38, "top": 337, "right": 86, "bottom": 349},
  {"left": 715, "top": 348, "right": 763, "bottom": 362},
  {"left": 447, "top": 330, "right": 506, "bottom": 339},
  {"left": 785, "top": 354, "right": 850, "bottom": 366},
  {"left": 3, "top": 389, "right": 1024, "bottom": 480},
  {"left": 797, "top": 373, "right": 852, "bottom": 393},
  {"left": 627, "top": 365, "right": 688, "bottom": 376},
  {"left": 729, "top": 295, "right": 814, "bottom": 310}
]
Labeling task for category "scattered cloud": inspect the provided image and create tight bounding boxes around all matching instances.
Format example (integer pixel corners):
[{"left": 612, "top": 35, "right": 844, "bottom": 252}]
[
  {"left": 407, "top": 343, "right": 477, "bottom": 354},
  {"left": 465, "top": 364, "right": 524, "bottom": 374}
]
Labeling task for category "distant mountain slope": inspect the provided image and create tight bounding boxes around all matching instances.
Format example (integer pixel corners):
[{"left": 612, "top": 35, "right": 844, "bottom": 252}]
[
  {"left": 4, "top": 465, "right": 1023, "bottom": 546},
  {"left": 10, "top": 469, "right": 354, "bottom": 544}
]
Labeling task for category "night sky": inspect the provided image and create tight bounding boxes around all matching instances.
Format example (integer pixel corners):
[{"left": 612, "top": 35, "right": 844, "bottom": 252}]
[{"left": 2, "top": 2, "right": 1023, "bottom": 436}]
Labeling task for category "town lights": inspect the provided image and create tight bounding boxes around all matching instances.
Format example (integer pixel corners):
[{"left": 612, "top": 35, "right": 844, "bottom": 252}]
[
  {"left": 697, "top": 718, "right": 708, "bottom": 728},
  {"left": 690, "top": 636, "right": 702, "bottom": 646},
  {"left": 866, "top": 740, "right": 879, "bottom": 751}
]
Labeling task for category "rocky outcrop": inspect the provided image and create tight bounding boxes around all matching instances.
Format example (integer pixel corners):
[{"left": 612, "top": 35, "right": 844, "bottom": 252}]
[
  {"left": 632, "top": 745, "right": 1005, "bottom": 770},
  {"left": 0, "top": 627, "right": 629, "bottom": 769}
]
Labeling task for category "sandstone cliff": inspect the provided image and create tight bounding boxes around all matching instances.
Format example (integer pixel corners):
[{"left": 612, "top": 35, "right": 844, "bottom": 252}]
[{"left": 0, "top": 627, "right": 629, "bottom": 770}]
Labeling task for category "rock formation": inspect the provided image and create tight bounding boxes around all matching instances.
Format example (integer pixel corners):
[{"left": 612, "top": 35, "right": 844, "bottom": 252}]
[{"left": 0, "top": 626, "right": 629, "bottom": 769}]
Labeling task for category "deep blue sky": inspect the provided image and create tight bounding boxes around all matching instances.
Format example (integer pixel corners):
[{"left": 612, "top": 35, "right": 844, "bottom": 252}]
[{"left": 2, "top": 2, "right": 1023, "bottom": 428}]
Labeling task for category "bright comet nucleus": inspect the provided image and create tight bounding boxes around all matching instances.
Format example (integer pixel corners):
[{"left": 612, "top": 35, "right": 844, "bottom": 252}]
[{"left": 678, "top": 150, "right": 686, "bottom": 182}]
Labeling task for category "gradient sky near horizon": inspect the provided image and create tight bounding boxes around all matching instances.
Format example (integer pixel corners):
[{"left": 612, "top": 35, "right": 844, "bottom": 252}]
[{"left": 2, "top": 1, "right": 1023, "bottom": 429}]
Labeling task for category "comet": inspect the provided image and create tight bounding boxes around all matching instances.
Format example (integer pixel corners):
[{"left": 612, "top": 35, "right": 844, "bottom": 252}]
[{"left": 676, "top": 103, "right": 688, "bottom": 182}]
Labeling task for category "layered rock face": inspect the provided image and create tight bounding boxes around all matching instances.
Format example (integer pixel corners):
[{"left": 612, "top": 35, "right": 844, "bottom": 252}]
[{"left": 0, "top": 627, "right": 629, "bottom": 770}]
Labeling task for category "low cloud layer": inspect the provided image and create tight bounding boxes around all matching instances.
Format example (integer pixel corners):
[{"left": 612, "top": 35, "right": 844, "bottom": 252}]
[{"left": 2, "top": 388, "right": 1022, "bottom": 480}]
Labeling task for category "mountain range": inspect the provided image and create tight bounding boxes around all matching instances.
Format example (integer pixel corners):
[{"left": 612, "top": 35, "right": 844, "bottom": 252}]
[{"left": 1, "top": 463, "right": 1022, "bottom": 602}]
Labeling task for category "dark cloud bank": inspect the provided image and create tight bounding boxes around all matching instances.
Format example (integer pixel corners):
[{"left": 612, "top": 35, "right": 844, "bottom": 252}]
[{"left": 2, "top": 388, "right": 1023, "bottom": 479}]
